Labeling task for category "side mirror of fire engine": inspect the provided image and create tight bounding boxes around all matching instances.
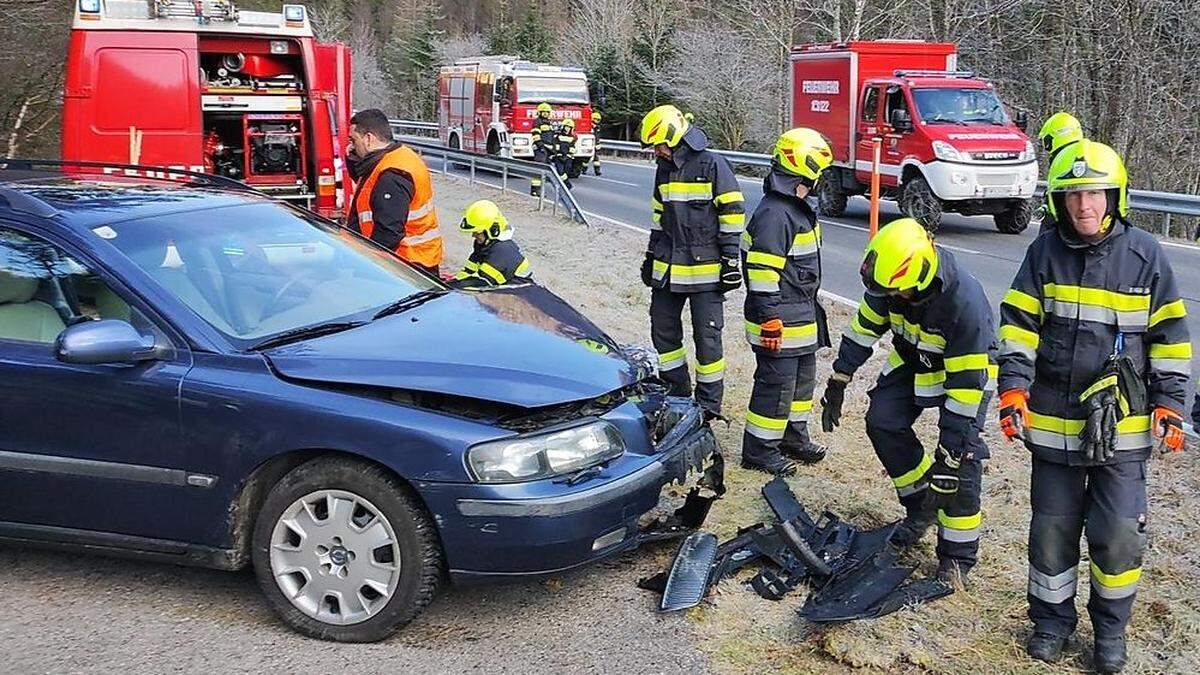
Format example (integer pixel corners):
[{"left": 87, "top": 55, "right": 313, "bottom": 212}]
[{"left": 1015, "top": 110, "right": 1029, "bottom": 132}]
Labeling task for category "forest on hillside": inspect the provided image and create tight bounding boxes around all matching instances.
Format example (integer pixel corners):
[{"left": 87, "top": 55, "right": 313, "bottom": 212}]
[{"left": 2, "top": 0, "right": 1198, "bottom": 203}]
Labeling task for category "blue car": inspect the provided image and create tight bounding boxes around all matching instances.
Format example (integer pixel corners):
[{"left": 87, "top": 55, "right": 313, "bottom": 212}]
[{"left": 0, "top": 162, "right": 722, "bottom": 642}]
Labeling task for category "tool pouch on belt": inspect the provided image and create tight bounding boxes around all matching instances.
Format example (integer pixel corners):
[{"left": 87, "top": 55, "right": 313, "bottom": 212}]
[{"left": 1078, "top": 354, "right": 1147, "bottom": 462}]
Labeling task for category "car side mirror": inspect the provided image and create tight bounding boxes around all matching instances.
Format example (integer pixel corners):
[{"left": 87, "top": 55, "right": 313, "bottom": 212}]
[
  {"left": 1015, "top": 110, "right": 1029, "bottom": 132},
  {"left": 54, "top": 319, "right": 167, "bottom": 365},
  {"left": 890, "top": 108, "right": 912, "bottom": 132}
]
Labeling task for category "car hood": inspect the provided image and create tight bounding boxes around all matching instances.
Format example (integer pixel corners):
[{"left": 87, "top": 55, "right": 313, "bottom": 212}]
[{"left": 264, "top": 284, "right": 642, "bottom": 408}]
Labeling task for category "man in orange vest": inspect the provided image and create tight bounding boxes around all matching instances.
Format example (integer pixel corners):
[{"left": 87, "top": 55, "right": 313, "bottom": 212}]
[{"left": 345, "top": 109, "right": 443, "bottom": 275}]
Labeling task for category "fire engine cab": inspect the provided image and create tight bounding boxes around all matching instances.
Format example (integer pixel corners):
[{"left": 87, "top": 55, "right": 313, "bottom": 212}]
[
  {"left": 791, "top": 41, "right": 1038, "bottom": 233},
  {"left": 62, "top": 0, "right": 352, "bottom": 218},
  {"left": 438, "top": 56, "right": 595, "bottom": 178}
]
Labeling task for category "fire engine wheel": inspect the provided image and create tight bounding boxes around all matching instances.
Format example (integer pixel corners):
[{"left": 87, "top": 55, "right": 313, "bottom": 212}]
[
  {"left": 994, "top": 198, "right": 1034, "bottom": 234},
  {"left": 815, "top": 174, "right": 847, "bottom": 217},
  {"left": 900, "top": 177, "right": 943, "bottom": 233},
  {"left": 252, "top": 457, "right": 444, "bottom": 642}
]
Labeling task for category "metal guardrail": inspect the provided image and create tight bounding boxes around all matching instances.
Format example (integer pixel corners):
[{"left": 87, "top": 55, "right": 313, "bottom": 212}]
[{"left": 388, "top": 122, "right": 588, "bottom": 225}]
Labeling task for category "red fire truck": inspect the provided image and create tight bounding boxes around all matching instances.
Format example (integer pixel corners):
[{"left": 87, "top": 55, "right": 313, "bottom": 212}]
[
  {"left": 438, "top": 56, "right": 596, "bottom": 178},
  {"left": 62, "top": 0, "right": 352, "bottom": 218},
  {"left": 791, "top": 41, "right": 1037, "bottom": 233}
]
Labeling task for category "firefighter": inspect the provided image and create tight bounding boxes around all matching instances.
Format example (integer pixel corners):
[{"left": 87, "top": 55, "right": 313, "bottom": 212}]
[
  {"left": 530, "top": 102, "right": 556, "bottom": 197},
  {"left": 640, "top": 104, "right": 745, "bottom": 417},
  {"left": 1036, "top": 112, "right": 1085, "bottom": 231},
  {"left": 740, "top": 128, "right": 834, "bottom": 475},
  {"left": 590, "top": 110, "right": 603, "bottom": 176},
  {"left": 346, "top": 108, "right": 443, "bottom": 276},
  {"left": 997, "top": 140, "right": 1190, "bottom": 672},
  {"left": 819, "top": 218, "right": 995, "bottom": 583},
  {"left": 552, "top": 117, "right": 578, "bottom": 188},
  {"left": 450, "top": 199, "right": 532, "bottom": 288}
]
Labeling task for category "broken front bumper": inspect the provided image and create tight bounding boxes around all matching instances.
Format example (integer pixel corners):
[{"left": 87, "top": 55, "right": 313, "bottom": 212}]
[{"left": 416, "top": 397, "right": 721, "bottom": 582}]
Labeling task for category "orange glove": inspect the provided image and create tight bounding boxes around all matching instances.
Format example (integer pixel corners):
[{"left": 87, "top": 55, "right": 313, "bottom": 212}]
[
  {"left": 998, "top": 389, "right": 1028, "bottom": 441},
  {"left": 760, "top": 318, "right": 783, "bottom": 352},
  {"left": 1152, "top": 406, "right": 1185, "bottom": 453}
]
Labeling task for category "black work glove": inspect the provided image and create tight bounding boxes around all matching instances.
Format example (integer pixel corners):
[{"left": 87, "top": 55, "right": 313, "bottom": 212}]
[
  {"left": 929, "top": 444, "right": 962, "bottom": 505},
  {"left": 640, "top": 252, "right": 655, "bottom": 287},
  {"left": 1080, "top": 390, "right": 1119, "bottom": 462},
  {"left": 820, "top": 374, "right": 850, "bottom": 433},
  {"left": 720, "top": 257, "right": 742, "bottom": 293}
]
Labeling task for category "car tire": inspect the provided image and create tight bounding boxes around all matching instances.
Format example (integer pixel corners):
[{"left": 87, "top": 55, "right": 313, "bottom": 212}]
[
  {"left": 900, "top": 176, "right": 943, "bottom": 233},
  {"left": 815, "top": 171, "right": 848, "bottom": 217},
  {"left": 251, "top": 456, "right": 443, "bottom": 642},
  {"left": 994, "top": 198, "right": 1034, "bottom": 234}
]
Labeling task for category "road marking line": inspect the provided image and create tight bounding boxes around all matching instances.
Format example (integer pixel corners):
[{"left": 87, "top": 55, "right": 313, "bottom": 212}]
[
  {"left": 819, "top": 289, "right": 858, "bottom": 308},
  {"left": 599, "top": 158, "right": 656, "bottom": 169},
  {"left": 820, "top": 217, "right": 983, "bottom": 255},
  {"left": 590, "top": 176, "right": 640, "bottom": 187},
  {"left": 581, "top": 210, "right": 648, "bottom": 234},
  {"left": 1160, "top": 239, "right": 1200, "bottom": 253}
]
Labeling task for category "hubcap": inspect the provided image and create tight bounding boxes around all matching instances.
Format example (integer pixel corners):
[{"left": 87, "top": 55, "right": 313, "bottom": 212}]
[{"left": 269, "top": 489, "right": 401, "bottom": 625}]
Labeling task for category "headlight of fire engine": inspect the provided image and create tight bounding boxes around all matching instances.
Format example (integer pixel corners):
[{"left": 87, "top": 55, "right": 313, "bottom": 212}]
[
  {"left": 79, "top": 0, "right": 101, "bottom": 12},
  {"left": 1018, "top": 140, "right": 1036, "bottom": 162},
  {"left": 468, "top": 420, "right": 626, "bottom": 483},
  {"left": 512, "top": 136, "right": 531, "bottom": 146},
  {"left": 932, "top": 140, "right": 964, "bottom": 162},
  {"left": 577, "top": 137, "right": 594, "bottom": 149}
]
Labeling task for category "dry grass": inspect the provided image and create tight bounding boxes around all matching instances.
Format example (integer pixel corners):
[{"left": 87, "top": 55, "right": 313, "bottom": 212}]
[{"left": 432, "top": 174, "right": 1200, "bottom": 674}]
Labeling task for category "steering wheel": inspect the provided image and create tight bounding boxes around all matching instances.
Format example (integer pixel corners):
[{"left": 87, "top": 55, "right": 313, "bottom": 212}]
[{"left": 259, "top": 270, "right": 324, "bottom": 320}]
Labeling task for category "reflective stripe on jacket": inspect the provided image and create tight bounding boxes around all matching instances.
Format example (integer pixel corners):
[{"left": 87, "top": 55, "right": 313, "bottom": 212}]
[{"left": 453, "top": 238, "right": 531, "bottom": 287}]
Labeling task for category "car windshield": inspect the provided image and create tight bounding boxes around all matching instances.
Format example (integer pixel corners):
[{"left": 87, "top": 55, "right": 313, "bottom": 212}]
[
  {"left": 515, "top": 76, "right": 589, "bottom": 104},
  {"left": 92, "top": 201, "right": 439, "bottom": 346},
  {"left": 912, "top": 88, "right": 1009, "bottom": 125}
]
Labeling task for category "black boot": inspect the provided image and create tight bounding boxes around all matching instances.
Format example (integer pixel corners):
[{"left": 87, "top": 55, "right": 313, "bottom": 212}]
[
  {"left": 1094, "top": 637, "right": 1127, "bottom": 673},
  {"left": 740, "top": 454, "right": 797, "bottom": 477},
  {"left": 1026, "top": 632, "right": 1067, "bottom": 663},
  {"left": 593, "top": 165, "right": 601, "bottom": 176},
  {"left": 782, "top": 441, "right": 826, "bottom": 465},
  {"left": 890, "top": 501, "right": 937, "bottom": 547},
  {"left": 936, "top": 558, "right": 971, "bottom": 587}
]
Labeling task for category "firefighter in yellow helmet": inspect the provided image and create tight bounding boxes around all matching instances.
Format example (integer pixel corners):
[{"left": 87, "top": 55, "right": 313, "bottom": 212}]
[
  {"left": 589, "top": 110, "right": 603, "bottom": 176},
  {"left": 996, "top": 140, "right": 1190, "bottom": 671},
  {"left": 530, "top": 102, "right": 556, "bottom": 197},
  {"left": 819, "top": 218, "right": 996, "bottom": 583},
  {"left": 740, "top": 128, "right": 834, "bottom": 475},
  {"left": 451, "top": 199, "right": 532, "bottom": 288},
  {"left": 639, "top": 104, "right": 745, "bottom": 417},
  {"left": 552, "top": 117, "right": 578, "bottom": 188},
  {"left": 1037, "top": 112, "right": 1086, "bottom": 232}
]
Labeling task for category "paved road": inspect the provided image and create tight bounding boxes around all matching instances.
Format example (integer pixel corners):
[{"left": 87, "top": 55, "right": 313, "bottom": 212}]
[{"left": 449, "top": 156, "right": 1200, "bottom": 405}]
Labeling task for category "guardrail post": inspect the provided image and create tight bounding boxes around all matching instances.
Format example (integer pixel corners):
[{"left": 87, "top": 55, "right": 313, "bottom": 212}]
[
  {"left": 1163, "top": 212, "right": 1172, "bottom": 237},
  {"left": 537, "top": 172, "right": 545, "bottom": 212},
  {"left": 502, "top": 165, "right": 508, "bottom": 194},
  {"left": 470, "top": 157, "right": 476, "bottom": 185},
  {"left": 442, "top": 153, "right": 447, "bottom": 174},
  {"left": 552, "top": 180, "right": 559, "bottom": 215}
]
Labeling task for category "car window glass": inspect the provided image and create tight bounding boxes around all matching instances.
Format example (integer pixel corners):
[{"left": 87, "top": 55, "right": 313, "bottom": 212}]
[
  {"left": 0, "top": 227, "right": 158, "bottom": 345},
  {"left": 885, "top": 86, "right": 908, "bottom": 125},
  {"left": 92, "top": 201, "right": 439, "bottom": 345},
  {"left": 861, "top": 87, "right": 880, "bottom": 123}
]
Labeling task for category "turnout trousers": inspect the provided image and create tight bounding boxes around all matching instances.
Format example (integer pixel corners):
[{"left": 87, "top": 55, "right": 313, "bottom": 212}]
[
  {"left": 741, "top": 351, "right": 817, "bottom": 466},
  {"left": 1027, "top": 457, "right": 1147, "bottom": 639},
  {"left": 865, "top": 363, "right": 988, "bottom": 568},
  {"left": 650, "top": 287, "right": 725, "bottom": 415}
]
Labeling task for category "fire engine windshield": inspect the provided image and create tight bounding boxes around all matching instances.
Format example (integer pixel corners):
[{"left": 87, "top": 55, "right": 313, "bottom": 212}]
[
  {"left": 515, "top": 76, "right": 589, "bottom": 105},
  {"left": 912, "top": 88, "right": 1010, "bottom": 126}
]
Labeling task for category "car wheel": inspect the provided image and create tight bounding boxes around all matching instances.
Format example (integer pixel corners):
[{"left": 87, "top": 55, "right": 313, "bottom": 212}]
[
  {"left": 815, "top": 171, "right": 847, "bottom": 217},
  {"left": 251, "top": 457, "right": 443, "bottom": 642},
  {"left": 900, "top": 176, "right": 943, "bottom": 233},
  {"left": 994, "top": 198, "right": 1033, "bottom": 234}
]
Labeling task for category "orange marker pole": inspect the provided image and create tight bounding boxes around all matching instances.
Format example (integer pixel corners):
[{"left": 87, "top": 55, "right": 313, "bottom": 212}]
[{"left": 868, "top": 137, "right": 882, "bottom": 239}]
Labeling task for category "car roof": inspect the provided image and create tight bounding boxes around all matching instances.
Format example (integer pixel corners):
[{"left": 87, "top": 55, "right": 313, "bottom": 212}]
[{"left": 0, "top": 172, "right": 274, "bottom": 230}]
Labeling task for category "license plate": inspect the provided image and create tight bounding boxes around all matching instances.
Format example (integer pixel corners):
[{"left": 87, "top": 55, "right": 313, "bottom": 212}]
[{"left": 983, "top": 186, "right": 1014, "bottom": 198}]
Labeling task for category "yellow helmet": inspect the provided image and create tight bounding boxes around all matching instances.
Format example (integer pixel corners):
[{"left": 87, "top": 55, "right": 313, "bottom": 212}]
[
  {"left": 773, "top": 128, "right": 833, "bottom": 182},
  {"left": 591, "top": 110, "right": 601, "bottom": 122},
  {"left": 562, "top": 117, "right": 576, "bottom": 130},
  {"left": 1039, "top": 111, "right": 1083, "bottom": 155},
  {"left": 860, "top": 218, "right": 939, "bottom": 294},
  {"left": 460, "top": 199, "right": 508, "bottom": 240},
  {"left": 639, "top": 105, "right": 689, "bottom": 148},
  {"left": 1046, "top": 139, "right": 1128, "bottom": 222},
  {"left": 537, "top": 102, "right": 552, "bottom": 115}
]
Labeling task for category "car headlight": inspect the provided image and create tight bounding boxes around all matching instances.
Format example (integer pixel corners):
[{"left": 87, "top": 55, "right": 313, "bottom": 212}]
[
  {"left": 467, "top": 420, "right": 626, "bottom": 483},
  {"left": 1019, "top": 140, "right": 1035, "bottom": 162},
  {"left": 932, "top": 140, "right": 964, "bottom": 162}
]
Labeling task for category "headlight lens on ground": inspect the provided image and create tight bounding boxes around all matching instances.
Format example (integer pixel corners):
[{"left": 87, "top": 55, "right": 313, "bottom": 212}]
[{"left": 468, "top": 421, "right": 626, "bottom": 483}]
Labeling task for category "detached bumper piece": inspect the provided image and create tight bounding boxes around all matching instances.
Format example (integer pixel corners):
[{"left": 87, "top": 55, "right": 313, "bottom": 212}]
[{"left": 643, "top": 477, "right": 953, "bottom": 620}]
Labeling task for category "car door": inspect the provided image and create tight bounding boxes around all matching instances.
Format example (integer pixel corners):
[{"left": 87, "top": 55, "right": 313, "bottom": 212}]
[
  {"left": 879, "top": 85, "right": 911, "bottom": 188},
  {"left": 0, "top": 222, "right": 200, "bottom": 544}
]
